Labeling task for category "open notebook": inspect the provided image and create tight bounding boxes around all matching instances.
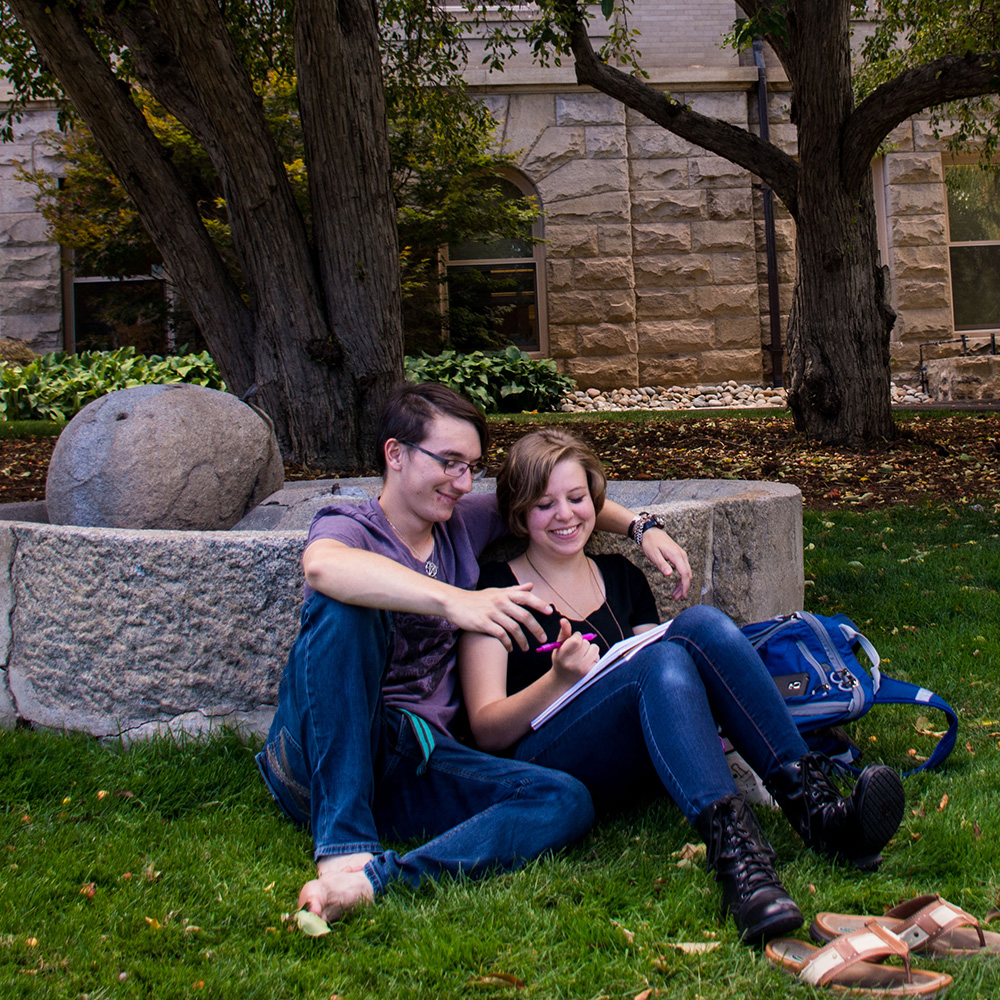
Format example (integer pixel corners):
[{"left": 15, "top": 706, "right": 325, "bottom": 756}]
[{"left": 530, "top": 619, "right": 674, "bottom": 729}]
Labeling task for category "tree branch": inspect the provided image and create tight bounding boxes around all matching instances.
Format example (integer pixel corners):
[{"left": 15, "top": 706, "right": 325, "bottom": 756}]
[
  {"left": 560, "top": 5, "right": 800, "bottom": 214},
  {"left": 843, "top": 50, "right": 1000, "bottom": 190},
  {"left": 733, "top": 0, "right": 793, "bottom": 79},
  {"left": 6, "top": 0, "right": 256, "bottom": 387}
]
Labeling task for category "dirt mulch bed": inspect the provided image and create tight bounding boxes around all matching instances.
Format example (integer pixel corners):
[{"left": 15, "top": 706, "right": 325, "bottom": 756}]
[{"left": 5, "top": 412, "right": 998, "bottom": 511}]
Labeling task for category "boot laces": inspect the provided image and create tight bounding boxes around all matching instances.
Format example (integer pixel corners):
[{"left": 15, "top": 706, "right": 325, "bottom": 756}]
[
  {"left": 798, "top": 753, "right": 846, "bottom": 842},
  {"left": 707, "top": 798, "right": 781, "bottom": 897}
]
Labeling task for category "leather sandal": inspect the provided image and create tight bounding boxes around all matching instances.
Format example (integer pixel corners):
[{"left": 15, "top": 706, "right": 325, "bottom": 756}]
[
  {"left": 812, "top": 894, "right": 1000, "bottom": 958},
  {"left": 766, "top": 920, "right": 952, "bottom": 995}
]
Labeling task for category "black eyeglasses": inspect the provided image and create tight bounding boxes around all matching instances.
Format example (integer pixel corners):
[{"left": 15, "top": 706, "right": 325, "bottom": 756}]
[{"left": 400, "top": 441, "right": 488, "bottom": 480}]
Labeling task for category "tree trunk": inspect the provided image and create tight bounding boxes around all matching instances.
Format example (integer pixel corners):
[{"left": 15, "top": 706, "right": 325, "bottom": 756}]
[
  {"left": 783, "top": 1, "right": 895, "bottom": 445},
  {"left": 785, "top": 174, "right": 896, "bottom": 444},
  {"left": 8, "top": 0, "right": 403, "bottom": 470}
]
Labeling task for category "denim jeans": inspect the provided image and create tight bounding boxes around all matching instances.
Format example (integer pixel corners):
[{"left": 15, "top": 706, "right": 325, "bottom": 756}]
[
  {"left": 515, "top": 604, "right": 809, "bottom": 822},
  {"left": 257, "top": 592, "right": 595, "bottom": 896}
]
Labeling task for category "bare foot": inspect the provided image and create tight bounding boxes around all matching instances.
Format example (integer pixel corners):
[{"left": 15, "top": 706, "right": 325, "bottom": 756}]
[
  {"left": 317, "top": 851, "right": 374, "bottom": 875},
  {"left": 299, "top": 869, "right": 375, "bottom": 923}
]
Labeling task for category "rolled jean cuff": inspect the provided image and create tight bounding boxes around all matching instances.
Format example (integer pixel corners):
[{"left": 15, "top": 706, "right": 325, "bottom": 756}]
[{"left": 314, "top": 841, "right": 383, "bottom": 864}]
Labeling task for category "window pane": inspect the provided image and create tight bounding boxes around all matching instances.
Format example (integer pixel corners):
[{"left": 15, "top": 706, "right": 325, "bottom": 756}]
[
  {"left": 950, "top": 245, "right": 1000, "bottom": 329},
  {"left": 449, "top": 179, "right": 534, "bottom": 260},
  {"left": 73, "top": 280, "right": 169, "bottom": 353},
  {"left": 946, "top": 165, "right": 1000, "bottom": 242},
  {"left": 446, "top": 263, "right": 539, "bottom": 351}
]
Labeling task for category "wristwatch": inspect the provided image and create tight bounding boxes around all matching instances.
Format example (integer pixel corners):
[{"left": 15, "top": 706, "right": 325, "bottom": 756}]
[{"left": 628, "top": 511, "right": 666, "bottom": 548}]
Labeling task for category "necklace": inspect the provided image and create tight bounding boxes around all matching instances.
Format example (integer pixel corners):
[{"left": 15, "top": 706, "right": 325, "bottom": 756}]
[
  {"left": 523, "top": 552, "right": 624, "bottom": 648},
  {"left": 380, "top": 505, "right": 439, "bottom": 578}
]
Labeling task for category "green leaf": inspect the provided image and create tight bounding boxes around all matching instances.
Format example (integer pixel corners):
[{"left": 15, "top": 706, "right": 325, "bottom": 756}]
[{"left": 295, "top": 909, "right": 331, "bottom": 937}]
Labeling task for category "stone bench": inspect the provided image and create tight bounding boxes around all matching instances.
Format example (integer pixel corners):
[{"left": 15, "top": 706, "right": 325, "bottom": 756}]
[{"left": 0, "top": 478, "right": 803, "bottom": 740}]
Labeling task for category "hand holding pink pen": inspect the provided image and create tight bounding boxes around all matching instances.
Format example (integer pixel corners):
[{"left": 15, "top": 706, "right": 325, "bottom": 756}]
[{"left": 536, "top": 632, "right": 596, "bottom": 653}]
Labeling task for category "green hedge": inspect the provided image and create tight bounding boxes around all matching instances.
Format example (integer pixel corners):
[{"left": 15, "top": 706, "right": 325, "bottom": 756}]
[
  {"left": 0, "top": 347, "right": 225, "bottom": 423},
  {"left": 404, "top": 346, "right": 574, "bottom": 413}
]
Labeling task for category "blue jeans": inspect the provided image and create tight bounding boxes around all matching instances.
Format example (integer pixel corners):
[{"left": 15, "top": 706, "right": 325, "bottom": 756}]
[
  {"left": 257, "top": 592, "right": 595, "bottom": 896},
  {"left": 515, "top": 604, "right": 809, "bottom": 822}
]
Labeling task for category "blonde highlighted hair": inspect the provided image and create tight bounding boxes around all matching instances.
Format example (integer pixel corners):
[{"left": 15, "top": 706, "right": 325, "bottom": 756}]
[{"left": 496, "top": 429, "right": 607, "bottom": 537}]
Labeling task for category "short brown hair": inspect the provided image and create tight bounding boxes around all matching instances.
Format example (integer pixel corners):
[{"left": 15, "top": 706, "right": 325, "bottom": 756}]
[
  {"left": 496, "top": 429, "right": 607, "bottom": 537},
  {"left": 374, "top": 382, "right": 489, "bottom": 475}
]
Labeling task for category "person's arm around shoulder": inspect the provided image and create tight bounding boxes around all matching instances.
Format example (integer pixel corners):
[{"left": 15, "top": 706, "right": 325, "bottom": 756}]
[
  {"left": 459, "top": 618, "right": 599, "bottom": 752},
  {"left": 303, "top": 538, "right": 551, "bottom": 651},
  {"left": 595, "top": 499, "right": 692, "bottom": 601}
]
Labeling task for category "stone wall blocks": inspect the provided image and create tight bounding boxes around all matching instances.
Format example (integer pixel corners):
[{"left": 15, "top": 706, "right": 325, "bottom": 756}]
[
  {"left": 631, "top": 189, "right": 706, "bottom": 223},
  {"left": 889, "top": 184, "right": 947, "bottom": 217},
  {"left": 895, "top": 278, "right": 951, "bottom": 310},
  {"left": 627, "top": 125, "right": 697, "bottom": 159},
  {"left": 555, "top": 93, "right": 626, "bottom": 127},
  {"left": 890, "top": 215, "right": 947, "bottom": 247},
  {"left": 886, "top": 153, "right": 945, "bottom": 185},
  {"left": 545, "top": 192, "right": 632, "bottom": 222},
  {"left": 699, "top": 348, "right": 763, "bottom": 385},
  {"left": 632, "top": 223, "right": 692, "bottom": 254},
  {"left": 545, "top": 224, "right": 600, "bottom": 258},
  {"left": 635, "top": 288, "right": 698, "bottom": 320},
  {"left": 689, "top": 155, "right": 751, "bottom": 187},
  {"left": 571, "top": 256, "right": 634, "bottom": 289},
  {"left": 597, "top": 225, "right": 634, "bottom": 256},
  {"left": 0, "top": 315, "right": 62, "bottom": 350},
  {"left": 711, "top": 252, "right": 758, "bottom": 285},
  {"left": 696, "top": 284, "right": 758, "bottom": 317},
  {"left": 585, "top": 125, "right": 627, "bottom": 158},
  {"left": 691, "top": 220, "right": 755, "bottom": 252},
  {"left": 576, "top": 321, "right": 638, "bottom": 356},
  {"left": 924, "top": 356, "right": 1000, "bottom": 400},
  {"left": 497, "top": 93, "right": 555, "bottom": 151},
  {"left": 893, "top": 306, "right": 955, "bottom": 340},
  {"left": 714, "top": 316, "right": 761, "bottom": 349},
  {"left": 765, "top": 123, "right": 799, "bottom": 155},
  {"left": 522, "top": 126, "right": 586, "bottom": 176},
  {"left": 546, "top": 258, "right": 577, "bottom": 293},
  {"left": 638, "top": 318, "right": 714, "bottom": 353},
  {"left": 684, "top": 92, "right": 748, "bottom": 126},
  {"left": 564, "top": 353, "right": 638, "bottom": 389},
  {"left": 633, "top": 253, "right": 712, "bottom": 287},
  {"left": 548, "top": 289, "right": 635, "bottom": 325},
  {"left": 638, "top": 354, "right": 700, "bottom": 386},
  {"left": 884, "top": 122, "right": 915, "bottom": 152},
  {"left": 0, "top": 248, "right": 61, "bottom": 283},
  {"left": 628, "top": 162, "right": 689, "bottom": 191},
  {"left": 1, "top": 214, "right": 51, "bottom": 247},
  {"left": 708, "top": 188, "right": 753, "bottom": 220},
  {"left": 546, "top": 323, "right": 577, "bottom": 358},
  {"left": 539, "top": 159, "right": 629, "bottom": 203},
  {"left": 1, "top": 278, "right": 61, "bottom": 313},
  {"left": 892, "top": 245, "right": 950, "bottom": 279},
  {"left": 913, "top": 119, "right": 975, "bottom": 151}
]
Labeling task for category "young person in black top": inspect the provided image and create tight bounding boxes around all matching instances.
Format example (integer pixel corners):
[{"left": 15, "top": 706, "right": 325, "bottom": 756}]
[{"left": 459, "top": 429, "right": 905, "bottom": 945}]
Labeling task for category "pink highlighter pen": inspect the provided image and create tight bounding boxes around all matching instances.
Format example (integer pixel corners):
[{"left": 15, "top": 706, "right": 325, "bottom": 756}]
[{"left": 536, "top": 633, "right": 597, "bottom": 653}]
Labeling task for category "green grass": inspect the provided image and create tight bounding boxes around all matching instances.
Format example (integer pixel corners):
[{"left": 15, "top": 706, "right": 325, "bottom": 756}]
[
  {"left": 0, "top": 420, "right": 63, "bottom": 438},
  {"left": 3, "top": 501, "right": 1000, "bottom": 997}
]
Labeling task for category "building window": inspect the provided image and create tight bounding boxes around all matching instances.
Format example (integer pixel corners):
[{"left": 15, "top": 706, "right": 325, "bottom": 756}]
[
  {"left": 445, "top": 175, "right": 546, "bottom": 353},
  {"left": 945, "top": 163, "right": 1000, "bottom": 331}
]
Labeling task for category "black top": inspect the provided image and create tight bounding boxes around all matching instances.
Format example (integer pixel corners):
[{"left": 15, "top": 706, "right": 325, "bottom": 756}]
[{"left": 477, "top": 553, "right": 659, "bottom": 696}]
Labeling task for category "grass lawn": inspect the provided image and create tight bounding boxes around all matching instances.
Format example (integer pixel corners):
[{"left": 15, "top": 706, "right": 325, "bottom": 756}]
[{"left": 2, "top": 489, "right": 999, "bottom": 995}]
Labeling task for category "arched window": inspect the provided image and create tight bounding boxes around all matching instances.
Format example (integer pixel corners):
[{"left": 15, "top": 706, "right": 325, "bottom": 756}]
[{"left": 445, "top": 174, "right": 547, "bottom": 353}]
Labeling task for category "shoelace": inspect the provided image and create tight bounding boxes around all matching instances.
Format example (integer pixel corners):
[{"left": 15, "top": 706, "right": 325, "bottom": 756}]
[
  {"left": 708, "top": 803, "right": 782, "bottom": 896},
  {"left": 797, "top": 754, "right": 847, "bottom": 842}
]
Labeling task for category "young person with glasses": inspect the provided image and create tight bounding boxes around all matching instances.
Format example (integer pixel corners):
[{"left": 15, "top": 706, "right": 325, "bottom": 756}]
[{"left": 258, "top": 383, "right": 694, "bottom": 923}]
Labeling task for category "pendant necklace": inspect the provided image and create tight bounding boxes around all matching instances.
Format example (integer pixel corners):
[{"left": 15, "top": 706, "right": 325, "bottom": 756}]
[
  {"left": 523, "top": 553, "right": 624, "bottom": 648},
  {"left": 380, "top": 504, "right": 439, "bottom": 578}
]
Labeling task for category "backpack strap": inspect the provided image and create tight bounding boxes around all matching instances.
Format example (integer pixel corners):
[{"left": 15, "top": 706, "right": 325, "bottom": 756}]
[{"left": 872, "top": 675, "right": 959, "bottom": 775}]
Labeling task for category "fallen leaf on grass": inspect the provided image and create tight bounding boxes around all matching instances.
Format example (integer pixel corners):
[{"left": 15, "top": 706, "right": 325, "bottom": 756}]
[
  {"left": 79, "top": 883, "right": 96, "bottom": 898},
  {"left": 671, "top": 843, "right": 706, "bottom": 868},
  {"left": 938, "top": 794, "right": 949, "bottom": 812},
  {"left": 468, "top": 973, "right": 525, "bottom": 989},
  {"left": 665, "top": 941, "right": 721, "bottom": 954},
  {"left": 143, "top": 861, "right": 161, "bottom": 882},
  {"left": 144, "top": 917, "right": 161, "bottom": 931},
  {"left": 26, "top": 938, "right": 37, "bottom": 947},
  {"left": 915, "top": 717, "right": 948, "bottom": 739},
  {"left": 633, "top": 989, "right": 661, "bottom": 1000},
  {"left": 295, "top": 910, "right": 331, "bottom": 937},
  {"left": 974, "top": 821, "right": 982, "bottom": 840},
  {"left": 611, "top": 920, "right": 635, "bottom": 945}
]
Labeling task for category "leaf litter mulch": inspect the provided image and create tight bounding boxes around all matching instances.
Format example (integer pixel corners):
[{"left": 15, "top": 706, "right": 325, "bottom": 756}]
[{"left": 3, "top": 411, "right": 998, "bottom": 512}]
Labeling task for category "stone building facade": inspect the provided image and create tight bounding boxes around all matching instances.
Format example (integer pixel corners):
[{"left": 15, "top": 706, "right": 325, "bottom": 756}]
[{"left": 1, "top": 3, "right": 997, "bottom": 388}]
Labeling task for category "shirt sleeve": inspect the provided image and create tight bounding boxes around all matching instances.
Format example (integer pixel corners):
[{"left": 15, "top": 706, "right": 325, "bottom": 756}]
[{"left": 625, "top": 557, "right": 660, "bottom": 627}]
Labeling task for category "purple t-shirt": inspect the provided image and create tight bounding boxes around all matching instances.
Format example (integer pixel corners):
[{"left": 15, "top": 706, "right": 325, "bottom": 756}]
[{"left": 305, "top": 493, "right": 506, "bottom": 736}]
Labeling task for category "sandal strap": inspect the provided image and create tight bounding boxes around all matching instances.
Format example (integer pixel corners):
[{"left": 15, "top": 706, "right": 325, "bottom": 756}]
[
  {"left": 800, "top": 920, "right": 912, "bottom": 987},
  {"left": 884, "top": 894, "right": 987, "bottom": 951}
]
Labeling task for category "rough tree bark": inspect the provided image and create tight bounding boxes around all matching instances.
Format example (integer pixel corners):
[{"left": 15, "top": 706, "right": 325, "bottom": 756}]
[
  {"left": 559, "top": 0, "right": 1000, "bottom": 445},
  {"left": 7, "top": 0, "right": 402, "bottom": 468}
]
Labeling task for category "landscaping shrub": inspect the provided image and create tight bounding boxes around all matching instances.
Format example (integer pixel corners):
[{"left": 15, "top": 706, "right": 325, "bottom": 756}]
[
  {"left": 0, "top": 346, "right": 225, "bottom": 422},
  {"left": 404, "top": 345, "right": 575, "bottom": 413}
]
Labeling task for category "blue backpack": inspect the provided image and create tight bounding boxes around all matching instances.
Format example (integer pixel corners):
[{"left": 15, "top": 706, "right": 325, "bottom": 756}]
[{"left": 740, "top": 611, "right": 958, "bottom": 775}]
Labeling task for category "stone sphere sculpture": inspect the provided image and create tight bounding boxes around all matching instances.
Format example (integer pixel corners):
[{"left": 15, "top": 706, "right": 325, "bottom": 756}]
[{"left": 45, "top": 384, "right": 285, "bottom": 530}]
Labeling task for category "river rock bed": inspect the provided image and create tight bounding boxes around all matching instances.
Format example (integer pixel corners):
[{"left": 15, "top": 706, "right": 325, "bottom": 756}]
[{"left": 559, "top": 381, "right": 933, "bottom": 412}]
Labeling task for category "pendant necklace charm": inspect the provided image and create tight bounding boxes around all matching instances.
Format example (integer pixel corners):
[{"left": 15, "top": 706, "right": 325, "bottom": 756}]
[{"left": 380, "top": 502, "right": 438, "bottom": 578}]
